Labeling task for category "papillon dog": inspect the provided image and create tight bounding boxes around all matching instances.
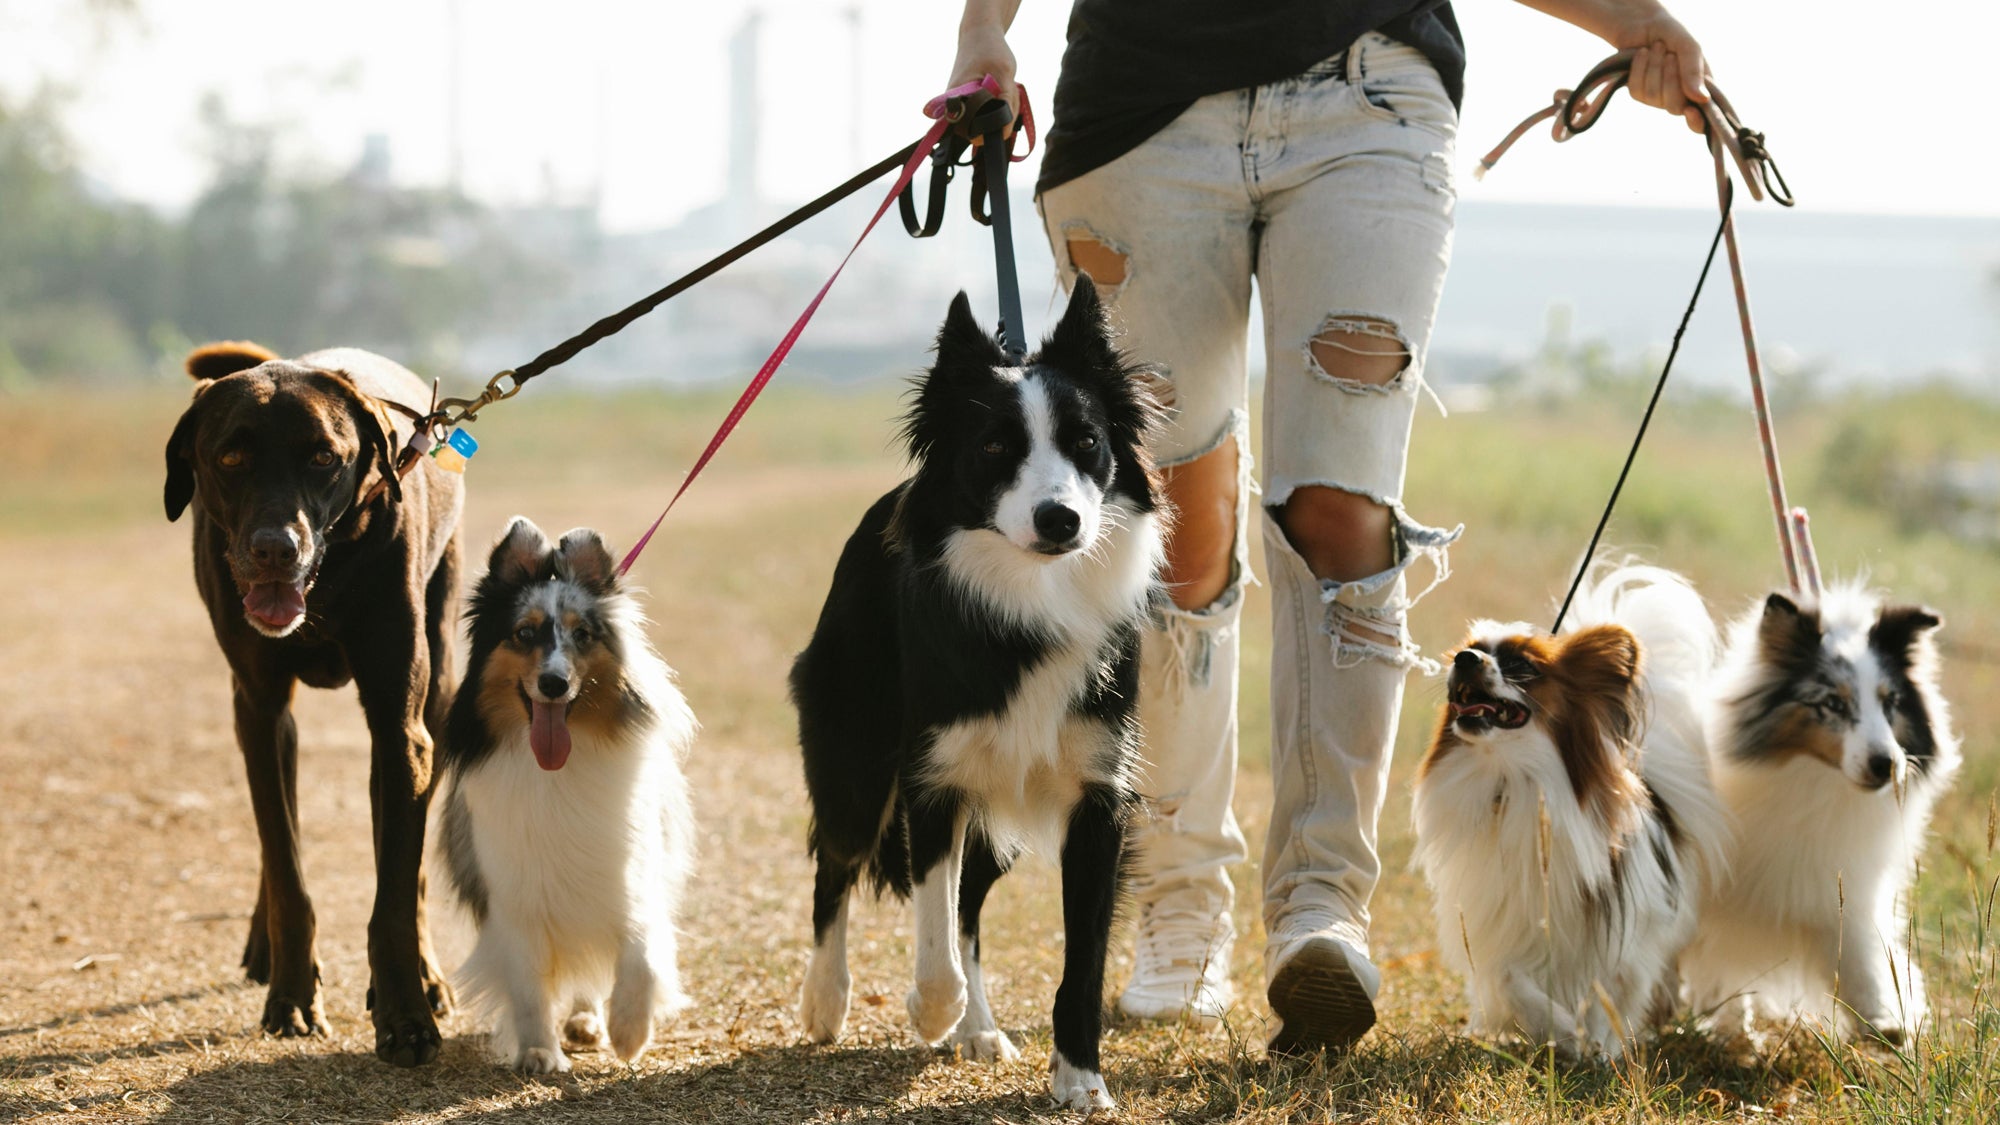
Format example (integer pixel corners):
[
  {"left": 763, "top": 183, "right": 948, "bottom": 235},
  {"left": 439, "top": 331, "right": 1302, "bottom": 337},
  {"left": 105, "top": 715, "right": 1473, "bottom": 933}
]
[
  {"left": 1682, "top": 584, "right": 1957, "bottom": 1045},
  {"left": 1414, "top": 565, "right": 1729, "bottom": 1059},
  {"left": 438, "top": 518, "right": 696, "bottom": 1073},
  {"left": 791, "top": 276, "right": 1163, "bottom": 1110}
]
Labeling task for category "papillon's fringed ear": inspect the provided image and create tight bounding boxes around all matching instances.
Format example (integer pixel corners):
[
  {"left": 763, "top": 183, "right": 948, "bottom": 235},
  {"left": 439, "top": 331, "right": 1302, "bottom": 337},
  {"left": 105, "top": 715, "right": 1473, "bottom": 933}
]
[
  {"left": 935, "top": 291, "right": 1008, "bottom": 371},
  {"left": 1871, "top": 603, "right": 1943, "bottom": 658},
  {"left": 1559, "top": 625, "right": 1642, "bottom": 691},
  {"left": 556, "top": 529, "right": 618, "bottom": 594},
  {"left": 490, "top": 517, "right": 552, "bottom": 585}
]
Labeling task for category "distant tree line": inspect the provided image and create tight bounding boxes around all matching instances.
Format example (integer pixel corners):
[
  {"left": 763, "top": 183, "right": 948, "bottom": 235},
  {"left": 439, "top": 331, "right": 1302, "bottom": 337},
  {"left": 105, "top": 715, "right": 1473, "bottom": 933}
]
[{"left": 0, "top": 88, "right": 554, "bottom": 387}]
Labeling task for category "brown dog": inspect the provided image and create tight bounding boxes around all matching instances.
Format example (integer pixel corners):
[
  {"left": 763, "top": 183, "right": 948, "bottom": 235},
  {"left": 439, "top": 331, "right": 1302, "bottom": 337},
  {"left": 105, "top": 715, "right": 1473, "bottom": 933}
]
[{"left": 164, "top": 342, "right": 462, "bottom": 1066}]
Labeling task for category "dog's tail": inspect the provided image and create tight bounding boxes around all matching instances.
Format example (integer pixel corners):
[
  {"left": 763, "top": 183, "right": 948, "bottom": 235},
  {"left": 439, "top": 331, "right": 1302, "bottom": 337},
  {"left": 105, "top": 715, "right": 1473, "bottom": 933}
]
[{"left": 186, "top": 341, "right": 279, "bottom": 382}]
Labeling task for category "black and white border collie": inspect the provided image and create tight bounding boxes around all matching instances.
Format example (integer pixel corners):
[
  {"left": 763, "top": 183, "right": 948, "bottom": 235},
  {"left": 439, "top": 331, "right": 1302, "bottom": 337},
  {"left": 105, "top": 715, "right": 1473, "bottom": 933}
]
[
  {"left": 791, "top": 276, "right": 1163, "bottom": 1111},
  {"left": 1684, "top": 584, "right": 1958, "bottom": 1045},
  {"left": 439, "top": 518, "right": 696, "bottom": 1073}
]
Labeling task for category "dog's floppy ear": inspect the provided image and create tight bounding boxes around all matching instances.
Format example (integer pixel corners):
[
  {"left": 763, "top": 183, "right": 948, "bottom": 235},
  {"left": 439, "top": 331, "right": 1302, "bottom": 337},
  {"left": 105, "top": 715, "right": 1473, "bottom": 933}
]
[
  {"left": 556, "top": 529, "right": 618, "bottom": 594},
  {"left": 185, "top": 341, "right": 278, "bottom": 382},
  {"left": 163, "top": 393, "right": 208, "bottom": 522},
  {"left": 351, "top": 392, "right": 403, "bottom": 508},
  {"left": 1871, "top": 603, "right": 1943, "bottom": 659},
  {"left": 490, "top": 517, "right": 552, "bottom": 584}
]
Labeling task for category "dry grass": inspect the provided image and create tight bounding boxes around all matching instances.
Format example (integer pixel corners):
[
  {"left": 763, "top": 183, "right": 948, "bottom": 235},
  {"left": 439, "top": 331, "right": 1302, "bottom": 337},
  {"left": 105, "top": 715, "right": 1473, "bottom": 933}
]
[{"left": 1, "top": 378, "right": 1995, "bottom": 1123}]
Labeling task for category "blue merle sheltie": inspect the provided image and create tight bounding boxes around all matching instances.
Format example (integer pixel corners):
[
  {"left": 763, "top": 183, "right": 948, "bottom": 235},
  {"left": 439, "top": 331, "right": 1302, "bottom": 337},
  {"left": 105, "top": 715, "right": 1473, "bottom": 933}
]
[
  {"left": 438, "top": 518, "right": 696, "bottom": 1073},
  {"left": 1683, "top": 583, "right": 1958, "bottom": 1046},
  {"left": 790, "top": 276, "right": 1163, "bottom": 1111}
]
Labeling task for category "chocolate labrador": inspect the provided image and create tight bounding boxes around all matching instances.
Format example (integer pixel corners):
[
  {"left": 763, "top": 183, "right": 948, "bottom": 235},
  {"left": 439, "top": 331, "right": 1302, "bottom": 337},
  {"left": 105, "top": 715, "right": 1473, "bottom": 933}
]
[{"left": 165, "top": 342, "right": 461, "bottom": 1066}]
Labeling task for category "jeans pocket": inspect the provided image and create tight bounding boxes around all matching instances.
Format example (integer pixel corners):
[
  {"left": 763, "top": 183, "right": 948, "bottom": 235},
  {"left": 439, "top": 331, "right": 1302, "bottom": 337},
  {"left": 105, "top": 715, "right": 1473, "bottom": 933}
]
[{"left": 1352, "top": 67, "right": 1457, "bottom": 138}]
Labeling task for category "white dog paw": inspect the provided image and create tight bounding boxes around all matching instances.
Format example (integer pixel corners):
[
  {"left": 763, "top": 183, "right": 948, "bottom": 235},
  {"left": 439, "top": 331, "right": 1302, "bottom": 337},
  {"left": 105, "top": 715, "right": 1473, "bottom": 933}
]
[
  {"left": 799, "top": 968, "right": 852, "bottom": 1044},
  {"left": 563, "top": 1011, "right": 606, "bottom": 1052},
  {"left": 906, "top": 977, "right": 967, "bottom": 1045},
  {"left": 516, "top": 1046, "right": 572, "bottom": 1075},
  {"left": 952, "top": 1027, "right": 1021, "bottom": 1063},
  {"left": 607, "top": 1006, "right": 653, "bottom": 1063},
  {"left": 1050, "top": 1051, "right": 1114, "bottom": 1111}
]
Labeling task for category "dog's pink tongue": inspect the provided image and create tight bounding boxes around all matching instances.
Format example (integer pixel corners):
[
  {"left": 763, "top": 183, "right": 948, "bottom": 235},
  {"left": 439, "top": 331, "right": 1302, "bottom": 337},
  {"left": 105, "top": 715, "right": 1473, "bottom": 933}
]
[
  {"left": 529, "top": 701, "right": 571, "bottom": 771},
  {"left": 242, "top": 582, "right": 307, "bottom": 629}
]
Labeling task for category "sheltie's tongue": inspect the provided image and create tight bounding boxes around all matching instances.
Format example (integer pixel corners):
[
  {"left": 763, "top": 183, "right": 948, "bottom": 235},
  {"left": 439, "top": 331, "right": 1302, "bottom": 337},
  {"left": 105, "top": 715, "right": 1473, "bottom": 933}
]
[
  {"left": 242, "top": 582, "right": 307, "bottom": 630},
  {"left": 530, "top": 700, "right": 571, "bottom": 771}
]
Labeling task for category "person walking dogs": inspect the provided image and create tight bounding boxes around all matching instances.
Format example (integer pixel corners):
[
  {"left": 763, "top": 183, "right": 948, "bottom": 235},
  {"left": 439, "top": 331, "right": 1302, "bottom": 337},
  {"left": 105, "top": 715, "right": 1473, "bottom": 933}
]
[{"left": 946, "top": 0, "right": 1713, "bottom": 1052}]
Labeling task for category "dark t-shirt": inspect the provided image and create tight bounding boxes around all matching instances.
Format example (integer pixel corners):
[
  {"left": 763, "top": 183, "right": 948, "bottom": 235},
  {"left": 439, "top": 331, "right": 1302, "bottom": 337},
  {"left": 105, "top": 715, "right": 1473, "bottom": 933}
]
[{"left": 1037, "top": 0, "right": 1465, "bottom": 194}]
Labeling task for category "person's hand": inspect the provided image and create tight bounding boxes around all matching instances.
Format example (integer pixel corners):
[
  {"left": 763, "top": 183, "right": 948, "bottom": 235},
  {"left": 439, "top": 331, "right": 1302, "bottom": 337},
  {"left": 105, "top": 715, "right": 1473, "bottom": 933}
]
[
  {"left": 1603, "top": 5, "right": 1709, "bottom": 134},
  {"left": 946, "top": 22, "right": 1019, "bottom": 135}
]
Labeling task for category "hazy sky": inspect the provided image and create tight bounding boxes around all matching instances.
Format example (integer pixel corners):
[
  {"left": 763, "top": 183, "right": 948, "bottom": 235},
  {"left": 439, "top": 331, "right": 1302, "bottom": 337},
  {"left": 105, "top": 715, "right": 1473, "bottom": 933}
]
[{"left": 6, "top": 0, "right": 1995, "bottom": 231}]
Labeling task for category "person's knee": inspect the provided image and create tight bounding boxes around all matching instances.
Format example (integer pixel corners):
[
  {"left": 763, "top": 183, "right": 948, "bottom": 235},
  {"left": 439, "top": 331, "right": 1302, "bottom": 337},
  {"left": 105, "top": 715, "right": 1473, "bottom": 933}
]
[
  {"left": 1160, "top": 436, "right": 1239, "bottom": 611},
  {"left": 1274, "top": 485, "right": 1393, "bottom": 586},
  {"left": 1305, "top": 316, "right": 1409, "bottom": 388}
]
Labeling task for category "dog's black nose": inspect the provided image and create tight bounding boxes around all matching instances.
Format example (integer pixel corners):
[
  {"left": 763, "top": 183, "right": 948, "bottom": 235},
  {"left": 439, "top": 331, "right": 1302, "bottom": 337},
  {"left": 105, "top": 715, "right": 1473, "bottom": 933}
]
[
  {"left": 1453, "top": 649, "right": 1483, "bottom": 674},
  {"left": 1034, "top": 502, "right": 1081, "bottom": 544},
  {"left": 1867, "top": 753, "right": 1895, "bottom": 784},
  {"left": 249, "top": 527, "right": 299, "bottom": 570},
  {"left": 538, "top": 672, "right": 570, "bottom": 699}
]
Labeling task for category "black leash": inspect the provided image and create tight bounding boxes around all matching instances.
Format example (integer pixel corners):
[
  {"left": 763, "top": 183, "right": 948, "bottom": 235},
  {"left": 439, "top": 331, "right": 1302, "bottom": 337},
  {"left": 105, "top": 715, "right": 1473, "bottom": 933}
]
[
  {"left": 1549, "top": 188, "right": 1731, "bottom": 635},
  {"left": 431, "top": 141, "right": 923, "bottom": 426},
  {"left": 902, "top": 95, "right": 1029, "bottom": 359}
]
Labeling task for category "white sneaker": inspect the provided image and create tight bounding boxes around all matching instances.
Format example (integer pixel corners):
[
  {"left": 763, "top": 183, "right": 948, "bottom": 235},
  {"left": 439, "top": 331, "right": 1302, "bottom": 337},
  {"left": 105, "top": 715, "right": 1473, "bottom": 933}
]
[
  {"left": 1118, "top": 903, "right": 1234, "bottom": 1025},
  {"left": 1264, "top": 924, "right": 1380, "bottom": 1054}
]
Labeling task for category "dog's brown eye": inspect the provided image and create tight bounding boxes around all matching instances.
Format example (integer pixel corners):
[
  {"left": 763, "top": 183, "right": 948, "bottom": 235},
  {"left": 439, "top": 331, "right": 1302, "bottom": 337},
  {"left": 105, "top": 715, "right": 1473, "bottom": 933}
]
[
  {"left": 982, "top": 441, "right": 1006, "bottom": 456},
  {"left": 219, "top": 450, "right": 245, "bottom": 469},
  {"left": 572, "top": 627, "right": 592, "bottom": 646},
  {"left": 513, "top": 625, "right": 537, "bottom": 646},
  {"left": 1074, "top": 435, "right": 1098, "bottom": 452},
  {"left": 311, "top": 450, "right": 337, "bottom": 468}
]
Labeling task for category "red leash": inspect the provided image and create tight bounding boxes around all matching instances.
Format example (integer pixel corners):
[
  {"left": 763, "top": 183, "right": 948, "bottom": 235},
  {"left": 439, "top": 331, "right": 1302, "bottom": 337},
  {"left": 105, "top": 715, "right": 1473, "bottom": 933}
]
[{"left": 616, "top": 76, "right": 1033, "bottom": 577}]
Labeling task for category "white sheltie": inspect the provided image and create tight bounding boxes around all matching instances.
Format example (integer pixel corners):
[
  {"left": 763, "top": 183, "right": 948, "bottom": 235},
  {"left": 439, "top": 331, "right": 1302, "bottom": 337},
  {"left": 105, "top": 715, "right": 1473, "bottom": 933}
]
[
  {"left": 1683, "top": 583, "right": 1957, "bottom": 1045},
  {"left": 1413, "top": 565, "right": 1729, "bottom": 1059},
  {"left": 438, "top": 517, "right": 696, "bottom": 1073}
]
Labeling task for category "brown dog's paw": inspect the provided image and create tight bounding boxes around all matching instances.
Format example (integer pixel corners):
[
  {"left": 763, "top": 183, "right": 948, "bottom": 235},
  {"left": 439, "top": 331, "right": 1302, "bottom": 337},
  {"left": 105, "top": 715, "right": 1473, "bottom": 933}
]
[
  {"left": 241, "top": 923, "right": 272, "bottom": 985},
  {"left": 261, "top": 995, "right": 329, "bottom": 1038},
  {"left": 421, "top": 960, "right": 455, "bottom": 1017},
  {"left": 374, "top": 1011, "right": 442, "bottom": 1067}
]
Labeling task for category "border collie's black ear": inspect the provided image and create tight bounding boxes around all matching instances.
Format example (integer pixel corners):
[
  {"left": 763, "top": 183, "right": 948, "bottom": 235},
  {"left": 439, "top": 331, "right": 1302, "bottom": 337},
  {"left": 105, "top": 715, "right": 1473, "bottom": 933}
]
[
  {"left": 163, "top": 395, "right": 206, "bottom": 522},
  {"left": 490, "top": 517, "right": 552, "bottom": 585},
  {"left": 185, "top": 341, "right": 278, "bottom": 382},
  {"left": 557, "top": 529, "right": 618, "bottom": 594},
  {"left": 936, "top": 291, "right": 1008, "bottom": 370},
  {"left": 1871, "top": 604, "right": 1943, "bottom": 657},
  {"left": 1043, "top": 274, "right": 1115, "bottom": 369}
]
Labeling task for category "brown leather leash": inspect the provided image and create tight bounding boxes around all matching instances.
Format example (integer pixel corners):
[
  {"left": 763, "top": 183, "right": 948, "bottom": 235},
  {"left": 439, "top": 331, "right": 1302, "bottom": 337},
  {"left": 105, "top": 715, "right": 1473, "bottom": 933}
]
[{"left": 1477, "top": 51, "right": 1822, "bottom": 625}]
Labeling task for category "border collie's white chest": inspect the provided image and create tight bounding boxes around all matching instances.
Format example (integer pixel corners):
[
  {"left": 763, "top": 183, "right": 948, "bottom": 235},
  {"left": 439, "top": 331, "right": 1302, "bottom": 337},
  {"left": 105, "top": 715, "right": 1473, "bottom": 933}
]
[{"left": 921, "top": 506, "right": 1160, "bottom": 850}]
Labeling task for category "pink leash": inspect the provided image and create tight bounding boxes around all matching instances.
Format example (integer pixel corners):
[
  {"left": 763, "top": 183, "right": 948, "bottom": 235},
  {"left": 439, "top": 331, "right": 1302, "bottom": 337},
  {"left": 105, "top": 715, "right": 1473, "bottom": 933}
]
[{"left": 616, "top": 77, "right": 1034, "bottom": 577}]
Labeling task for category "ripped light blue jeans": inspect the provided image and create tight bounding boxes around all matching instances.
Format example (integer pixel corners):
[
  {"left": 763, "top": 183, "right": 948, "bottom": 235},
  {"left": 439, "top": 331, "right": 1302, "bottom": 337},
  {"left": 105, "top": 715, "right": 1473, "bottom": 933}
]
[{"left": 1039, "top": 32, "right": 1462, "bottom": 979}]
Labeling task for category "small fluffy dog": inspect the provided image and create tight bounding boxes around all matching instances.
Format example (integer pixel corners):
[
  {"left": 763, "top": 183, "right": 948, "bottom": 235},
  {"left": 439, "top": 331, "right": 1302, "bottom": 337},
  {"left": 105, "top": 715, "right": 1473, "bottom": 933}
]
[
  {"left": 1414, "top": 565, "right": 1729, "bottom": 1059},
  {"left": 439, "top": 518, "right": 696, "bottom": 1073},
  {"left": 791, "top": 277, "right": 1161, "bottom": 1111},
  {"left": 1682, "top": 585, "right": 1957, "bottom": 1044}
]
